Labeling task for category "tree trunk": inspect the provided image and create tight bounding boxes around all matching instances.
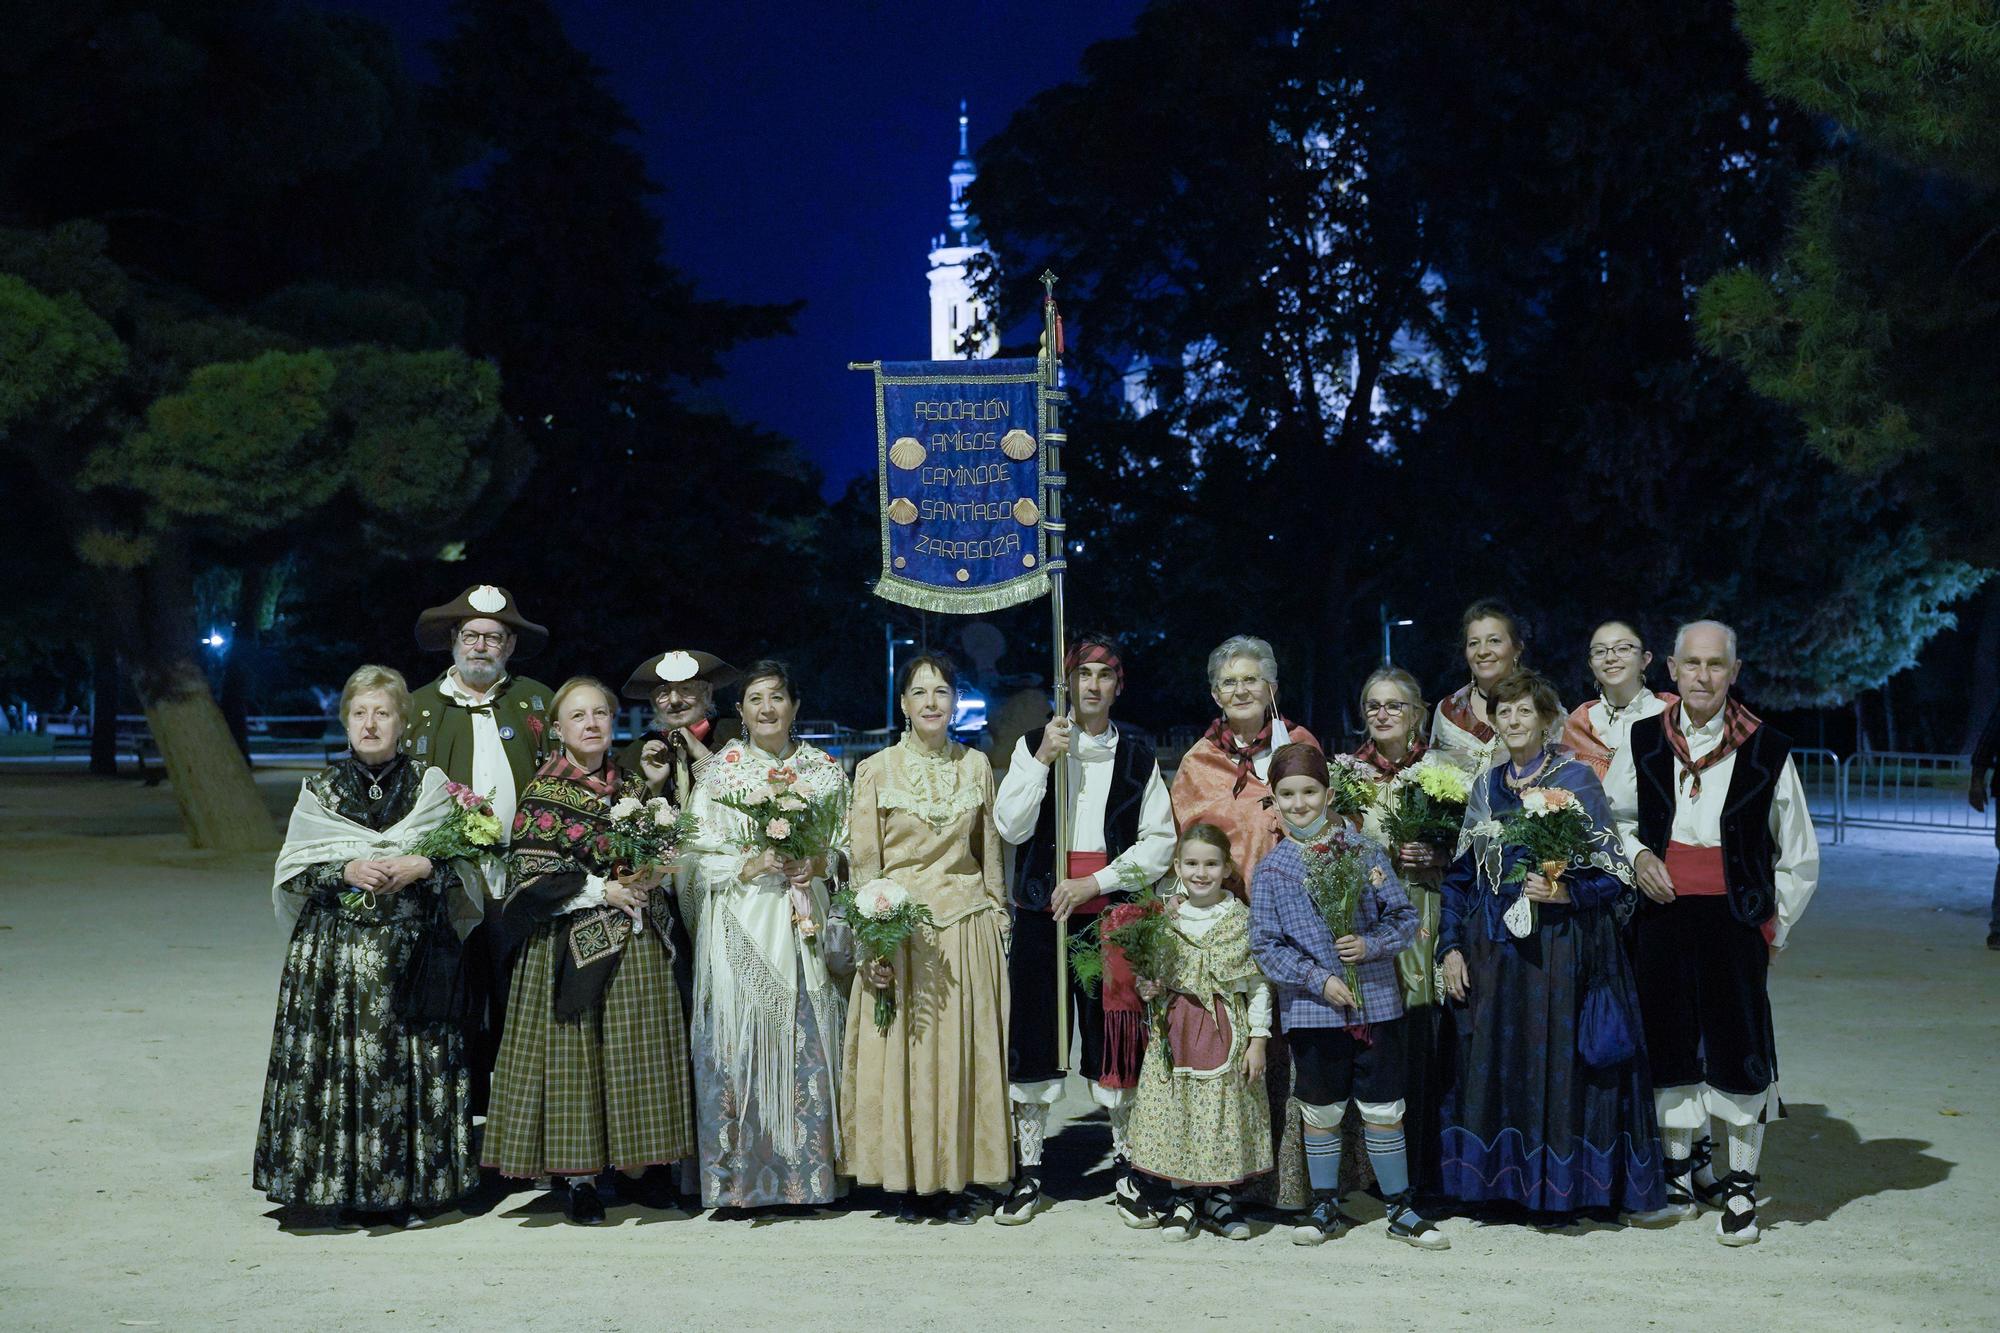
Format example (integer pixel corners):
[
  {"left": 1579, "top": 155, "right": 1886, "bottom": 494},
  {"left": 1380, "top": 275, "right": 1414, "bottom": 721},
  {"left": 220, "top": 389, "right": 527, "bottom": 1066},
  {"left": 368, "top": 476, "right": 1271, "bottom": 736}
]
[
  {"left": 220, "top": 563, "right": 273, "bottom": 757},
  {"left": 1882, "top": 680, "right": 1900, "bottom": 752},
  {"left": 105, "top": 548, "right": 277, "bottom": 852},
  {"left": 88, "top": 632, "right": 119, "bottom": 778}
]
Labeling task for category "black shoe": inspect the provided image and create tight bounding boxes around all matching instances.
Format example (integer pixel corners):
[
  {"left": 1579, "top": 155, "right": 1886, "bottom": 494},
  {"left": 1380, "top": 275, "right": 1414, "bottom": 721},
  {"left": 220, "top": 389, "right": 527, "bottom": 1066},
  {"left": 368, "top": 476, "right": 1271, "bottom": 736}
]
[
  {"left": 1384, "top": 1192, "right": 1449, "bottom": 1249},
  {"left": 1158, "top": 1195, "right": 1199, "bottom": 1242},
  {"left": 1716, "top": 1171, "right": 1760, "bottom": 1247},
  {"left": 1293, "top": 1189, "right": 1347, "bottom": 1246},
  {"left": 565, "top": 1181, "right": 606, "bottom": 1226},
  {"left": 893, "top": 1193, "right": 929, "bottom": 1224},
  {"left": 1114, "top": 1164, "right": 1158, "bottom": 1230},
  {"left": 943, "top": 1190, "right": 988, "bottom": 1225},
  {"left": 994, "top": 1176, "right": 1041, "bottom": 1226},
  {"left": 1199, "top": 1188, "right": 1251, "bottom": 1240}
]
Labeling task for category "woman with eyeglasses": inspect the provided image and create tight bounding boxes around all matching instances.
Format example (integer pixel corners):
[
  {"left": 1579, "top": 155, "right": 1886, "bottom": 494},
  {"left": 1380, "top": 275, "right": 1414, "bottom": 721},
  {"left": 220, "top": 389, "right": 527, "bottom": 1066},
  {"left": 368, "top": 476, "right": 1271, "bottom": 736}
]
[
  {"left": 1431, "top": 598, "right": 1527, "bottom": 762},
  {"left": 1168, "top": 634, "right": 1322, "bottom": 1214},
  {"left": 1562, "top": 619, "right": 1674, "bottom": 779},
  {"left": 1350, "top": 666, "right": 1452, "bottom": 1195}
]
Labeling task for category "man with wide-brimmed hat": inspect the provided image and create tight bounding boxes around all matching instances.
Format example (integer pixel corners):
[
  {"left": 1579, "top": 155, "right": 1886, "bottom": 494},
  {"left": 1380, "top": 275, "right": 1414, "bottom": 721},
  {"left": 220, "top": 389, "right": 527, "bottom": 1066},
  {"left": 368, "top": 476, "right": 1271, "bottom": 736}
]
[
  {"left": 406, "top": 582, "right": 554, "bottom": 1111},
  {"left": 616, "top": 648, "right": 742, "bottom": 806}
]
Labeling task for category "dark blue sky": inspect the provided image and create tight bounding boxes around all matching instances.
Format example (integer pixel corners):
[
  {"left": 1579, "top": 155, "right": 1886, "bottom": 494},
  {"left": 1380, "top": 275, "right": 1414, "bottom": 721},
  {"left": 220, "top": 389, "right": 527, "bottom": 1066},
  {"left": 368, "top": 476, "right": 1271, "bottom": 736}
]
[{"left": 319, "top": 0, "right": 1149, "bottom": 494}]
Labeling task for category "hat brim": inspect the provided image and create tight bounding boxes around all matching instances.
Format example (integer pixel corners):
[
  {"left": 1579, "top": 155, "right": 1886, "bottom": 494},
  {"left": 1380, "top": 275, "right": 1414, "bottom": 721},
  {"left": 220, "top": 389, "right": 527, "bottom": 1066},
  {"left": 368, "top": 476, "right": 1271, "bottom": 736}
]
[{"left": 415, "top": 610, "right": 549, "bottom": 660}]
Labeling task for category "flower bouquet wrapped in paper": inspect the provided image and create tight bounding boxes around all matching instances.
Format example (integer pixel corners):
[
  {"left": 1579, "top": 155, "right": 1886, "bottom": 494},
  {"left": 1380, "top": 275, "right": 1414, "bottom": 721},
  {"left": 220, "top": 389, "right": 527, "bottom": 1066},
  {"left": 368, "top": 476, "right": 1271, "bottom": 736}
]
[
  {"left": 836, "top": 877, "right": 937, "bottom": 1031},
  {"left": 1492, "top": 785, "right": 1591, "bottom": 936},
  {"left": 1377, "top": 754, "right": 1473, "bottom": 852}
]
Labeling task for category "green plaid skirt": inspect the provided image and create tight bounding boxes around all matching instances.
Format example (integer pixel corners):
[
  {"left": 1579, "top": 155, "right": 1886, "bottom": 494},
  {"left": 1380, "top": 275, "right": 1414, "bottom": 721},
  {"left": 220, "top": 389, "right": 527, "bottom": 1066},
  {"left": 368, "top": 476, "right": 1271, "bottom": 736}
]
[{"left": 483, "top": 916, "right": 694, "bottom": 1177}]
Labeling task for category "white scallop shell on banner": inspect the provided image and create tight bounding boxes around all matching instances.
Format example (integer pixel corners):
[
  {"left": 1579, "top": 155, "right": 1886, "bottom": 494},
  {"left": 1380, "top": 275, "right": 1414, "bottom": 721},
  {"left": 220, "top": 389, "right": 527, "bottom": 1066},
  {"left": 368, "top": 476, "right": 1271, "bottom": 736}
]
[
  {"left": 888, "top": 436, "right": 926, "bottom": 470},
  {"left": 1000, "top": 429, "right": 1037, "bottom": 461}
]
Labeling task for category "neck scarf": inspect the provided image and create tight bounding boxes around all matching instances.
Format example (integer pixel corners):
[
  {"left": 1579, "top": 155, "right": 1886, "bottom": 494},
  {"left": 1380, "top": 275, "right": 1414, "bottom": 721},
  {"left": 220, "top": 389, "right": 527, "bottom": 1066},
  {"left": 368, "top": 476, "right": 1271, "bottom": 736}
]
[
  {"left": 1663, "top": 696, "right": 1761, "bottom": 799},
  {"left": 1440, "top": 683, "right": 1495, "bottom": 743},
  {"left": 541, "top": 750, "right": 620, "bottom": 798},
  {"left": 1353, "top": 736, "right": 1426, "bottom": 778},
  {"left": 1204, "top": 714, "right": 1274, "bottom": 797}
]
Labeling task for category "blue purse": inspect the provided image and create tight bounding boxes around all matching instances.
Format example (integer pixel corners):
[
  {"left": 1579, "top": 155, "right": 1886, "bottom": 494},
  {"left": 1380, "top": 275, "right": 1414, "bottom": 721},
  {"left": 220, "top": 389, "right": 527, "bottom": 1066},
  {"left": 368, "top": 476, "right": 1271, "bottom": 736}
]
[{"left": 1578, "top": 917, "right": 1639, "bottom": 1069}]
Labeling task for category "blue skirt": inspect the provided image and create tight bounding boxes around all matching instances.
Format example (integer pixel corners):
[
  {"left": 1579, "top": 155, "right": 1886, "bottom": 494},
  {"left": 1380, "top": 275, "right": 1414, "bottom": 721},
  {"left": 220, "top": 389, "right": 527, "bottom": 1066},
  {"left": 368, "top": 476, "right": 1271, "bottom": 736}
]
[{"left": 1438, "top": 904, "right": 1665, "bottom": 1215}]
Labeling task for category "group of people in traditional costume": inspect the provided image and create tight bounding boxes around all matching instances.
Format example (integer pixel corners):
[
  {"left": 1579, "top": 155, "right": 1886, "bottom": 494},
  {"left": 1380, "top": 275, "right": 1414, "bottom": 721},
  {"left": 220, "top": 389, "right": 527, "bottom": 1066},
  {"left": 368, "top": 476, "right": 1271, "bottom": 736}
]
[{"left": 254, "top": 585, "right": 1817, "bottom": 1250}]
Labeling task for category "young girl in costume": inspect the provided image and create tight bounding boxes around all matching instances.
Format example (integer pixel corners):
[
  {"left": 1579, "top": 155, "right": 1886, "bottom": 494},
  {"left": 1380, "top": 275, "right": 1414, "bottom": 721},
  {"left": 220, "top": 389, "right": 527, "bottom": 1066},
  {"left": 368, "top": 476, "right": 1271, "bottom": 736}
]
[
  {"left": 1248, "top": 742, "right": 1447, "bottom": 1249},
  {"left": 1127, "top": 824, "right": 1273, "bottom": 1241}
]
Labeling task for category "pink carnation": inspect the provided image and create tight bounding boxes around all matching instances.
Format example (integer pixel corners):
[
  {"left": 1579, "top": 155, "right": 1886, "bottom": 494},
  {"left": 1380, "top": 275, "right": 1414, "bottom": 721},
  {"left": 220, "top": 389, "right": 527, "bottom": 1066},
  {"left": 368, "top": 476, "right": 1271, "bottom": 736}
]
[
  {"left": 535, "top": 811, "right": 557, "bottom": 831},
  {"left": 1542, "top": 787, "right": 1578, "bottom": 809},
  {"left": 564, "top": 822, "right": 588, "bottom": 841},
  {"left": 764, "top": 817, "right": 792, "bottom": 841}
]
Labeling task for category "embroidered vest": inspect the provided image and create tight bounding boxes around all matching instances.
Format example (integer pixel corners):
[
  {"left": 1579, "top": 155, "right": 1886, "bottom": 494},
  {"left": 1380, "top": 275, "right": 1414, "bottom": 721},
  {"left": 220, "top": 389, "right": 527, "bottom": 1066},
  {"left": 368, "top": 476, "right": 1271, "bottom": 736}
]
[
  {"left": 1630, "top": 713, "right": 1791, "bottom": 926},
  {"left": 1010, "top": 721, "right": 1157, "bottom": 911}
]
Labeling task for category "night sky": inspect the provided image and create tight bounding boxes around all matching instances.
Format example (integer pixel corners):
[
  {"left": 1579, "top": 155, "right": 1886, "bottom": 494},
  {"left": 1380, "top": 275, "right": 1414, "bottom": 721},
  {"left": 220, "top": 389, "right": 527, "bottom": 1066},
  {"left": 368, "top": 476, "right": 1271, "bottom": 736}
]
[{"left": 316, "top": 0, "right": 1150, "bottom": 494}]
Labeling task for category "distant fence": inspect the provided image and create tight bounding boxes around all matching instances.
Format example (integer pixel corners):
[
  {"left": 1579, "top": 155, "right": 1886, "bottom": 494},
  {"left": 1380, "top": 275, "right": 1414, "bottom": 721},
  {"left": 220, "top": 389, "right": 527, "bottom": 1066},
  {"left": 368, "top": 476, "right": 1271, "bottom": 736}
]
[{"left": 1792, "top": 747, "right": 1994, "bottom": 844}]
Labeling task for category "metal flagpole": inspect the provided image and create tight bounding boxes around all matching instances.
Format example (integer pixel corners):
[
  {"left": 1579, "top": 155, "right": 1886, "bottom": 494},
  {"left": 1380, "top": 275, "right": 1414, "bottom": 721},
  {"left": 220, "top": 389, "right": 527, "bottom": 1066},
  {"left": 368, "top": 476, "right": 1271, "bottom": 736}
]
[{"left": 1040, "top": 270, "right": 1073, "bottom": 1073}]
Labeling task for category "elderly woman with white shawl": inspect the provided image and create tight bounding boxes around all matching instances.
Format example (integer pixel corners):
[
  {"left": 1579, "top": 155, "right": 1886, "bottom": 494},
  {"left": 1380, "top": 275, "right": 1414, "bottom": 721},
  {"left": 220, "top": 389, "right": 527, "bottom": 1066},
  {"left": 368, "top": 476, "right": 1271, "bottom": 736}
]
[
  {"left": 685, "top": 660, "right": 852, "bottom": 1211},
  {"left": 254, "top": 665, "right": 485, "bottom": 1224}
]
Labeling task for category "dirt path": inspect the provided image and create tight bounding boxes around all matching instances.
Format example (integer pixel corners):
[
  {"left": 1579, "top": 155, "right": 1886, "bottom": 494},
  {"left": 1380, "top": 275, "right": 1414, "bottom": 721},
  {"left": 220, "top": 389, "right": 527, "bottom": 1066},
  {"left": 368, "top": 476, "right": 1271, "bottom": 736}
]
[{"left": 1, "top": 771, "right": 1994, "bottom": 1330}]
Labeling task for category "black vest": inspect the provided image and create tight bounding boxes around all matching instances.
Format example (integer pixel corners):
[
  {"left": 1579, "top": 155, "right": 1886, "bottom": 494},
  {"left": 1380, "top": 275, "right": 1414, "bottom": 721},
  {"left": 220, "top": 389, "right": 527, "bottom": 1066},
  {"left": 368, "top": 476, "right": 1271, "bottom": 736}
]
[
  {"left": 1010, "top": 721, "right": 1158, "bottom": 912},
  {"left": 1629, "top": 712, "right": 1792, "bottom": 926}
]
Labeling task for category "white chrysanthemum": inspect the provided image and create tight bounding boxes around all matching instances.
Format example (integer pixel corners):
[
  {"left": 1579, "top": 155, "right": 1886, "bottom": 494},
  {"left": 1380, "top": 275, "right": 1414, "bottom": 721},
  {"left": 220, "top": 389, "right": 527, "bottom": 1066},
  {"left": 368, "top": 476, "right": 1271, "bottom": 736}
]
[
  {"left": 1520, "top": 789, "right": 1551, "bottom": 816},
  {"left": 610, "top": 796, "right": 644, "bottom": 820}
]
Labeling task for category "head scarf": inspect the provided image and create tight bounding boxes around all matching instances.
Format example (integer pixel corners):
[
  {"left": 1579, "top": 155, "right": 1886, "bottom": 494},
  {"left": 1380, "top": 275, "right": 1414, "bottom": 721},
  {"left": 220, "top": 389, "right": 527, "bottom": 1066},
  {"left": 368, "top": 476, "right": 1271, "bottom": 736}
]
[
  {"left": 1267, "top": 741, "right": 1330, "bottom": 789},
  {"left": 1065, "top": 639, "right": 1123, "bottom": 685}
]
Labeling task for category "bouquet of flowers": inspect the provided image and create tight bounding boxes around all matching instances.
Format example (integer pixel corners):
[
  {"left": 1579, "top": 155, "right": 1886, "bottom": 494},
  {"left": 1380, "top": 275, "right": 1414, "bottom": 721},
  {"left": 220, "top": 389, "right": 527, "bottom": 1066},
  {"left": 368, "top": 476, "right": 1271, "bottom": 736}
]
[
  {"left": 344, "top": 782, "right": 501, "bottom": 916},
  {"left": 606, "top": 794, "right": 695, "bottom": 874},
  {"left": 1327, "top": 753, "right": 1379, "bottom": 825},
  {"left": 1490, "top": 785, "right": 1592, "bottom": 936},
  {"left": 1069, "top": 864, "right": 1178, "bottom": 1045},
  {"left": 1301, "top": 832, "right": 1379, "bottom": 1017},
  {"left": 717, "top": 766, "right": 849, "bottom": 863},
  {"left": 836, "top": 877, "right": 937, "bottom": 1032},
  {"left": 1377, "top": 754, "right": 1473, "bottom": 852}
]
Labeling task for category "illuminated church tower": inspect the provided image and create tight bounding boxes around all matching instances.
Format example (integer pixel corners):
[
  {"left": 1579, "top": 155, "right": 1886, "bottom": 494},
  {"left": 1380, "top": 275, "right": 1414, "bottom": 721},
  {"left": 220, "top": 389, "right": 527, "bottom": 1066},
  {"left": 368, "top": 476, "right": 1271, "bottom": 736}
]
[{"left": 927, "top": 102, "right": 997, "bottom": 360}]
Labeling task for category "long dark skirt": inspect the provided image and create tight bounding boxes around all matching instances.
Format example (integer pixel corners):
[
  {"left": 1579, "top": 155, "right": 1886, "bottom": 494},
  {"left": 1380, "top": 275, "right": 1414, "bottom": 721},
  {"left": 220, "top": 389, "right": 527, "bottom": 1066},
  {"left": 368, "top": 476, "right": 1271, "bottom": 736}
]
[
  {"left": 254, "top": 897, "right": 478, "bottom": 1211},
  {"left": 1438, "top": 906, "right": 1665, "bottom": 1215}
]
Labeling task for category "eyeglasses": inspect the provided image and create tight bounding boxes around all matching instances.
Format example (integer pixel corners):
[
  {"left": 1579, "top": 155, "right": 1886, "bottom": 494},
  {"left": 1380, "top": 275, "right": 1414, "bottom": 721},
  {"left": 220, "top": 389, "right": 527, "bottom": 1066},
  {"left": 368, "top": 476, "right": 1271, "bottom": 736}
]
[
  {"left": 1588, "top": 642, "right": 1641, "bottom": 662},
  {"left": 1215, "top": 676, "right": 1265, "bottom": 696},
  {"left": 457, "top": 630, "right": 511, "bottom": 649},
  {"left": 1363, "top": 700, "right": 1414, "bottom": 717}
]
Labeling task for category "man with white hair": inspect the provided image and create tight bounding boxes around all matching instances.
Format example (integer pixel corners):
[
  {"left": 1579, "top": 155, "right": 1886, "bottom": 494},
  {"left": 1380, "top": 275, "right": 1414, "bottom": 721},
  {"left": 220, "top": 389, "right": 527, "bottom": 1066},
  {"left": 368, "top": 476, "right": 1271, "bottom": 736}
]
[{"left": 1605, "top": 619, "right": 1819, "bottom": 1246}]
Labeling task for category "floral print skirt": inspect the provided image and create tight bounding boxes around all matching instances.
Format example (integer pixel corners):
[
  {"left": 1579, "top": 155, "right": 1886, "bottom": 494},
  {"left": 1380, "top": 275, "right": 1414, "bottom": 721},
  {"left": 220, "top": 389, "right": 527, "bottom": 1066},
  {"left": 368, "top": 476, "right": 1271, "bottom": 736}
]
[
  {"left": 694, "top": 956, "right": 843, "bottom": 1207},
  {"left": 253, "top": 902, "right": 478, "bottom": 1211}
]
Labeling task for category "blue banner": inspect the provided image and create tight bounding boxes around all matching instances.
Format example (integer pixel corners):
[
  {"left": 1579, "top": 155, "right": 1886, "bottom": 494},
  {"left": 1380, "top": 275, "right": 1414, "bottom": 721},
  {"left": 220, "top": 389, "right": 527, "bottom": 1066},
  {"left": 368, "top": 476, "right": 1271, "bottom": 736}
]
[{"left": 867, "top": 357, "right": 1052, "bottom": 613}]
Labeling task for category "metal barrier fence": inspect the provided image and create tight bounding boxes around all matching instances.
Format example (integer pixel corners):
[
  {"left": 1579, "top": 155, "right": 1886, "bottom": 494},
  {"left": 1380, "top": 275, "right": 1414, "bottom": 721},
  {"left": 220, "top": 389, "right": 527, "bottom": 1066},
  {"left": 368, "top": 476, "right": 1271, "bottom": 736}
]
[{"left": 1839, "top": 750, "right": 1995, "bottom": 841}]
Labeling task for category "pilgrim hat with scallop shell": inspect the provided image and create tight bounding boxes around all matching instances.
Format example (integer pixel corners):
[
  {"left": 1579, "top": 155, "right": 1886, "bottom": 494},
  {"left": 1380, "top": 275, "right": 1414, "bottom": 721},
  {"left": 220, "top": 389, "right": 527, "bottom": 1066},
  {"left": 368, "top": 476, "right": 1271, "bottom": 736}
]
[
  {"left": 621, "top": 649, "right": 741, "bottom": 701},
  {"left": 414, "top": 583, "right": 549, "bottom": 659}
]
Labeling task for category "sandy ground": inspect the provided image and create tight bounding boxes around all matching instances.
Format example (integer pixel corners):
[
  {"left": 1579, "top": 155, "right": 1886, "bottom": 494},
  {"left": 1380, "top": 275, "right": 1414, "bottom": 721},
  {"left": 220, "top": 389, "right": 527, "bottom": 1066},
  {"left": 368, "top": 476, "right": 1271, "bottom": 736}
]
[{"left": 1, "top": 768, "right": 1997, "bottom": 1332}]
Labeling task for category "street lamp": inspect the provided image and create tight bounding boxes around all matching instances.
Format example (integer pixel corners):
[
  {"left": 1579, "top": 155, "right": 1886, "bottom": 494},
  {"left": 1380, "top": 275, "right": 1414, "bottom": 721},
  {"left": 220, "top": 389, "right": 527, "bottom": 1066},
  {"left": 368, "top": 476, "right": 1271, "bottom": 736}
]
[
  {"left": 1380, "top": 603, "right": 1414, "bottom": 665},
  {"left": 885, "top": 624, "right": 917, "bottom": 731}
]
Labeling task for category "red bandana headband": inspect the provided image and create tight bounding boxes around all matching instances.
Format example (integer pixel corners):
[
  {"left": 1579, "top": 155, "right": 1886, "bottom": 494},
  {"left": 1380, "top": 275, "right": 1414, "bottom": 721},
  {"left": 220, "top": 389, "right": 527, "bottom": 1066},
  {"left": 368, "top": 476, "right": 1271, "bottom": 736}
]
[{"left": 1065, "top": 641, "right": 1123, "bottom": 685}]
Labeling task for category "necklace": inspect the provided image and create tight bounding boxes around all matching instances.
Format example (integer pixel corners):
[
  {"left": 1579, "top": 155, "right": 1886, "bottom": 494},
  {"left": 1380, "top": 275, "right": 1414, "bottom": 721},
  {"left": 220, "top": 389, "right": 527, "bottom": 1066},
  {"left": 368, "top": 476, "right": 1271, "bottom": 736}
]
[{"left": 1503, "top": 751, "right": 1552, "bottom": 791}]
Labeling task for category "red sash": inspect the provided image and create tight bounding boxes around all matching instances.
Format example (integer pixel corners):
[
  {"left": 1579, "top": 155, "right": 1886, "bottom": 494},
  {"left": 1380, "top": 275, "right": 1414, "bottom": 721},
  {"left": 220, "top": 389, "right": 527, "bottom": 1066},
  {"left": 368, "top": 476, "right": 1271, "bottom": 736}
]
[
  {"left": 1067, "top": 850, "right": 1111, "bottom": 917},
  {"left": 1665, "top": 841, "right": 1775, "bottom": 944}
]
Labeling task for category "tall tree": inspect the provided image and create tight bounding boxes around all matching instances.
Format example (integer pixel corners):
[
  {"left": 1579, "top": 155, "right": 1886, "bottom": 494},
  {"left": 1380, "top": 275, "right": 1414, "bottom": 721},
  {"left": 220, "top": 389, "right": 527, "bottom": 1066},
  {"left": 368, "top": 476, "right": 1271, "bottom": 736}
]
[
  {"left": 427, "top": 0, "right": 827, "bottom": 672},
  {"left": 1696, "top": 0, "right": 2000, "bottom": 563},
  {"left": 967, "top": 0, "right": 1478, "bottom": 727},
  {"left": 0, "top": 224, "right": 520, "bottom": 849},
  {"left": 0, "top": 3, "right": 522, "bottom": 848}
]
